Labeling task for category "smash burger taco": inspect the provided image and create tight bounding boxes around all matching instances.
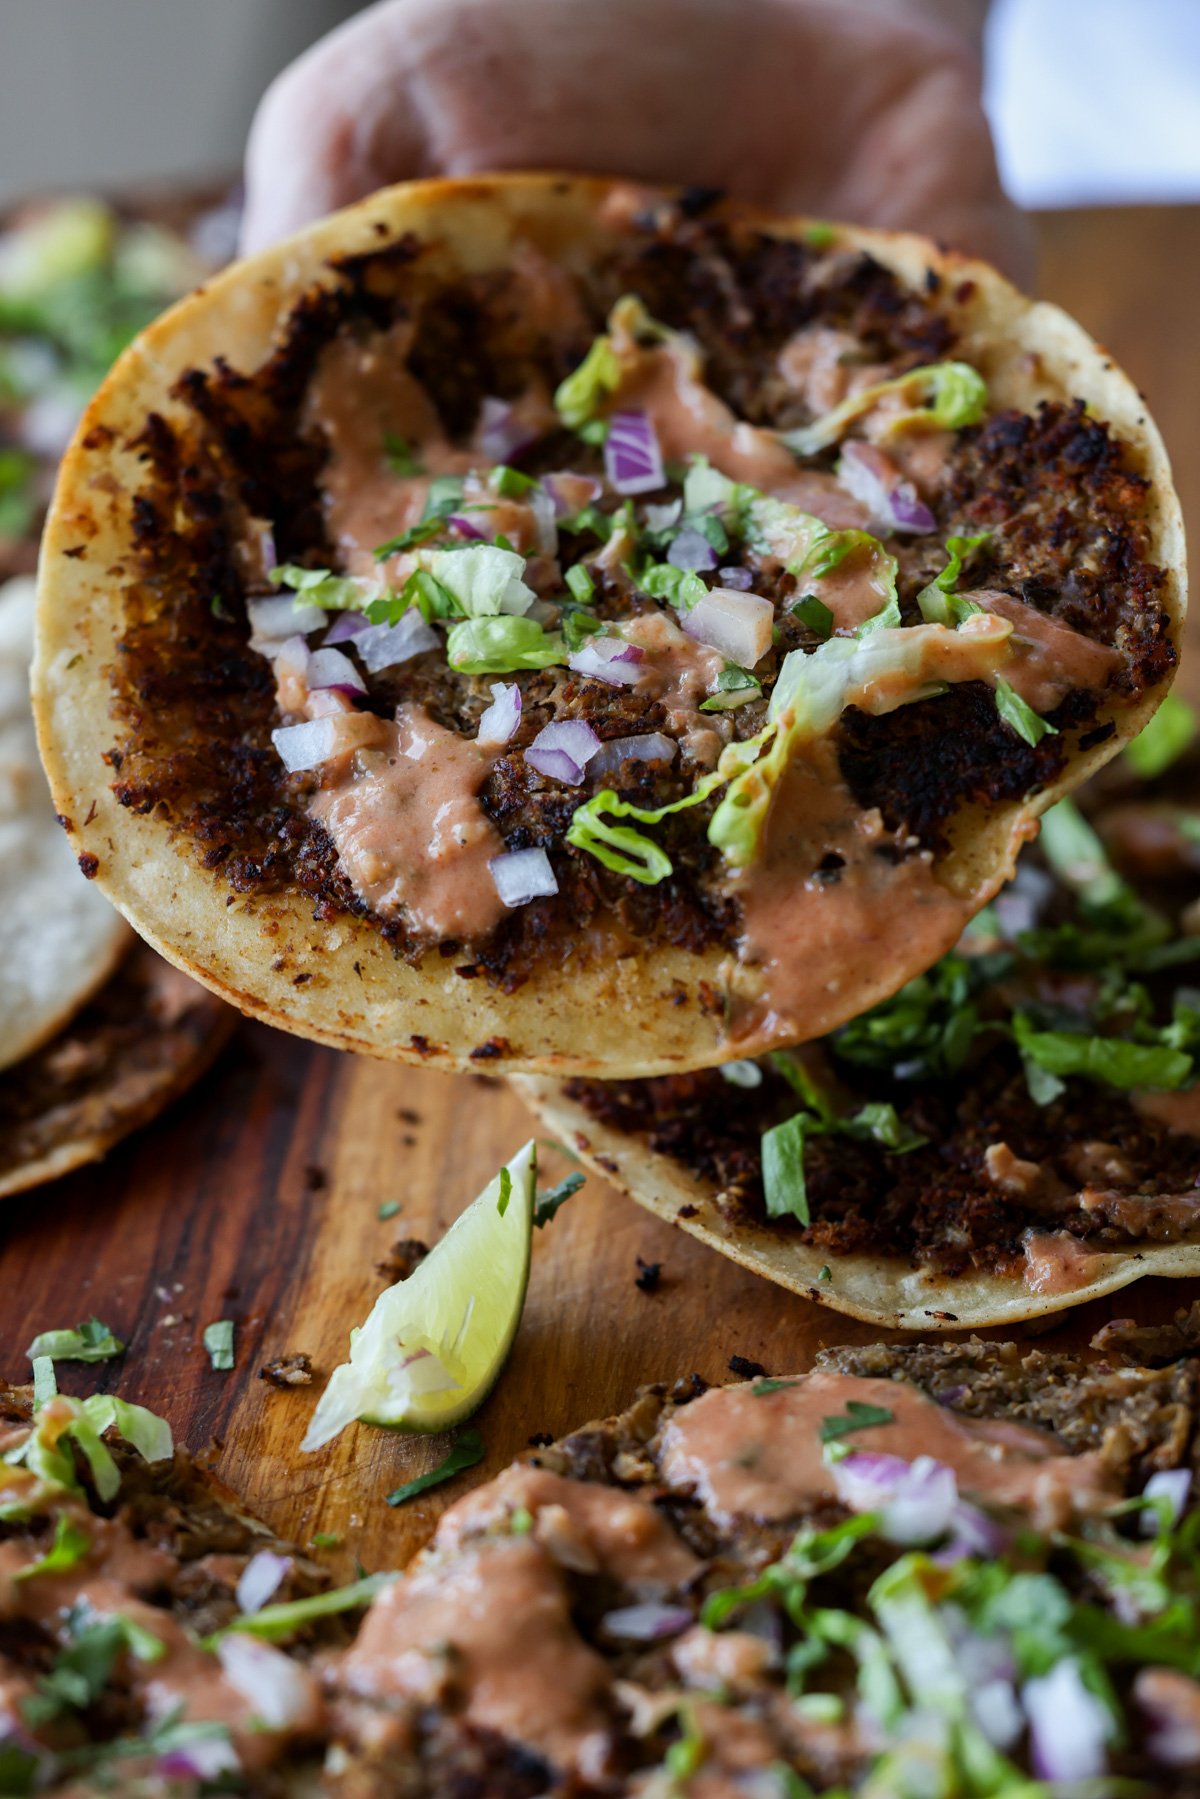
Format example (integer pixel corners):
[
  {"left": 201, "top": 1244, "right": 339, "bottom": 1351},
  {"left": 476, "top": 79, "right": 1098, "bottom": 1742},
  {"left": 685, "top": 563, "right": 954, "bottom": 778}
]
[{"left": 33, "top": 176, "right": 1185, "bottom": 1075}]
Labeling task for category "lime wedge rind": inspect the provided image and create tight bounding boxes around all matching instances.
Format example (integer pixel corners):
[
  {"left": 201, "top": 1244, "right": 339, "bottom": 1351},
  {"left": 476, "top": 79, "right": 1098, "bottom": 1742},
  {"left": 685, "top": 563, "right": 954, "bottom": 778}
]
[{"left": 302, "top": 1140, "right": 536, "bottom": 1451}]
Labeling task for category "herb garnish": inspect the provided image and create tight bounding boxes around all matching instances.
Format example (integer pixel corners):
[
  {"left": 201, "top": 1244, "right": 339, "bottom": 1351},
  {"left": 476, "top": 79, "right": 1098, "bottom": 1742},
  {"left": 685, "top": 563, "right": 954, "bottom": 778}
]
[
  {"left": 534, "top": 1171, "right": 586, "bottom": 1227},
  {"left": 27, "top": 1317, "right": 124, "bottom": 1364},
  {"left": 762, "top": 1055, "right": 927, "bottom": 1224},
  {"left": 817, "top": 1400, "right": 895, "bottom": 1442},
  {"left": 386, "top": 1428, "right": 485, "bottom": 1506}
]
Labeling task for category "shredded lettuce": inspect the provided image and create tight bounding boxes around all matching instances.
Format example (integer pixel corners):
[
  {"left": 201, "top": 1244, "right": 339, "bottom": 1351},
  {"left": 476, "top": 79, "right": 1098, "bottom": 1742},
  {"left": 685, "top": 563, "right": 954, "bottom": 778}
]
[
  {"left": 1012, "top": 1015, "right": 1193, "bottom": 1094},
  {"left": 209, "top": 1572, "right": 396, "bottom": 1643},
  {"left": 270, "top": 563, "right": 376, "bottom": 613},
  {"left": 553, "top": 334, "right": 621, "bottom": 430},
  {"left": 762, "top": 1056, "right": 927, "bottom": 1223},
  {"left": 994, "top": 677, "right": 1057, "bottom": 747},
  {"left": 639, "top": 561, "right": 706, "bottom": 610},
  {"left": 780, "top": 361, "right": 989, "bottom": 458},
  {"left": 203, "top": 1320, "right": 235, "bottom": 1372},
  {"left": 1125, "top": 690, "right": 1197, "bottom": 779},
  {"left": 916, "top": 532, "right": 990, "bottom": 623},
  {"left": 418, "top": 544, "right": 535, "bottom": 618},
  {"left": 27, "top": 1318, "right": 123, "bottom": 1364},
  {"left": 13, "top": 1513, "right": 91, "bottom": 1584},
  {"left": 1038, "top": 799, "right": 1129, "bottom": 912},
  {"left": 31, "top": 1357, "right": 57, "bottom": 1409},
  {"left": 565, "top": 776, "right": 725, "bottom": 884},
  {"left": 446, "top": 615, "right": 566, "bottom": 674}
]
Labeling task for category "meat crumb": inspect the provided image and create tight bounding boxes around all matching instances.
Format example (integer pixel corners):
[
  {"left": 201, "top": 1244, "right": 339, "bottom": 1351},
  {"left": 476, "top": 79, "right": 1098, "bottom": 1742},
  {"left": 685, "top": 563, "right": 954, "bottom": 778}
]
[
  {"left": 377, "top": 1239, "right": 430, "bottom": 1283},
  {"left": 528, "top": 1431, "right": 554, "bottom": 1448},
  {"left": 303, "top": 1164, "right": 328, "bottom": 1192},
  {"left": 728, "top": 1354, "right": 767, "bottom": 1379},
  {"left": 635, "top": 1258, "right": 662, "bottom": 1294},
  {"left": 259, "top": 1353, "right": 314, "bottom": 1388}
]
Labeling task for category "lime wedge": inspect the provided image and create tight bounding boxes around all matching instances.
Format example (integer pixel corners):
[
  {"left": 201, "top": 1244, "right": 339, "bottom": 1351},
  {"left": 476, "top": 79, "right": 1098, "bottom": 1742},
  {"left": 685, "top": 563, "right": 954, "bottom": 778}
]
[{"left": 301, "top": 1141, "right": 536, "bottom": 1450}]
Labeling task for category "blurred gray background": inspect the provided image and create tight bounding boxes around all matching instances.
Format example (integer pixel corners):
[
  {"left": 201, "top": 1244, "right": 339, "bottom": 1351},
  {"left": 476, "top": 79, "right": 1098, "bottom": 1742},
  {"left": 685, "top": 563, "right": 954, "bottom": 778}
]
[{"left": 2, "top": 0, "right": 1198, "bottom": 210}]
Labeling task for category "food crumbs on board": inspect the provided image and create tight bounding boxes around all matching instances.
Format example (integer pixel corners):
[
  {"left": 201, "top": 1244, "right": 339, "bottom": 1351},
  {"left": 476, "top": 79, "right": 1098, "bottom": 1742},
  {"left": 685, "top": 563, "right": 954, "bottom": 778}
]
[
  {"left": 378, "top": 1200, "right": 402, "bottom": 1220},
  {"left": 259, "top": 1353, "right": 314, "bottom": 1388},
  {"left": 728, "top": 1354, "right": 768, "bottom": 1379},
  {"left": 634, "top": 1258, "right": 662, "bottom": 1294},
  {"left": 203, "top": 1320, "right": 235, "bottom": 1371}
]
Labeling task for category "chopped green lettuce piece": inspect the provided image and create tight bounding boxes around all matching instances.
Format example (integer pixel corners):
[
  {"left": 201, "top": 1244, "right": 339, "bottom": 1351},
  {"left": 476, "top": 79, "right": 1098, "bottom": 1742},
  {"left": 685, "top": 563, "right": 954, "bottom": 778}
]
[
  {"left": 203, "top": 1320, "right": 235, "bottom": 1372},
  {"left": 446, "top": 615, "right": 565, "bottom": 674},
  {"left": 554, "top": 335, "right": 621, "bottom": 429},
  {"left": 640, "top": 561, "right": 707, "bottom": 610},
  {"left": 916, "top": 532, "right": 990, "bottom": 622},
  {"left": 780, "top": 361, "right": 988, "bottom": 458},
  {"left": 1012, "top": 1014, "right": 1193, "bottom": 1093},
  {"left": 386, "top": 1429, "right": 485, "bottom": 1506},
  {"left": 208, "top": 1572, "right": 396, "bottom": 1643},
  {"left": 27, "top": 1318, "right": 123, "bottom": 1364},
  {"left": 31, "top": 1357, "right": 56, "bottom": 1410},
  {"left": 490, "top": 464, "right": 537, "bottom": 498},
  {"left": 1125, "top": 691, "right": 1197, "bottom": 779},
  {"left": 565, "top": 562, "right": 596, "bottom": 605},
  {"left": 419, "top": 545, "right": 534, "bottom": 618},
  {"left": 566, "top": 773, "right": 727, "bottom": 885},
  {"left": 13, "top": 1513, "right": 91, "bottom": 1584},
  {"left": 382, "top": 431, "right": 422, "bottom": 476},
  {"left": 1038, "top": 798, "right": 1129, "bottom": 912},
  {"left": 994, "top": 677, "right": 1057, "bottom": 746},
  {"left": 271, "top": 563, "right": 375, "bottom": 613}
]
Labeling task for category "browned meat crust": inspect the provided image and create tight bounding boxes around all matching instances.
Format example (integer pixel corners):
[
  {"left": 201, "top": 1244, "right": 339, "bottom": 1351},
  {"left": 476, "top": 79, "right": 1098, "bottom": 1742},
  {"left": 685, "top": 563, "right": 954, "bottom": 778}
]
[
  {"left": 102, "top": 206, "right": 1171, "bottom": 979},
  {"left": 564, "top": 1042, "right": 1200, "bottom": 1279}
]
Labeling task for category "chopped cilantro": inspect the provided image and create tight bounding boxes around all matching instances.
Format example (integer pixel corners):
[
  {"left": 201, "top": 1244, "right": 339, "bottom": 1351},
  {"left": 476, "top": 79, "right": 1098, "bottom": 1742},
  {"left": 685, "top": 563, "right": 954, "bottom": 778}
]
[
  {"left": 27, "top": 1317, "right": 123, "bottom": 1364},
  {"left": 496, "top": 1165, "right": 513, "bottom": 1217},
  {"left": 207, "top": 1572, "right": 394, "bottom": 1643},
  {"left": 818, "top": 1265, "right": 832, "bottom": 1282},
  {"left": 751, "top": 1378, "right": 802, "bottom": 1396},
  {"left": 762, "top": 1058, "right": 927, "bottom": 1224},
  {"left": 423, "top": 474, "right": 465, "bottom": 520},
  {"left": 1013, "top": 1014, "right": 1193, "bottom": 1095},
  {"left": 534, "top": 1171, "right": 585, "bottom": 1227},
  {"left": 559, "top": 503, "right": 613, "bottom": 541},
  {"left": 564, "top": 562, "right": 596, "bottom": 605},
  {"left": 382, "top": 431, "right": 423, "bottom": 476},
  {"left": 699, "top": 665, "right": 762, "bottom": 712},
  {"left": 203, "top": 1319, "right": 235, "bottom": 1372},
  {"left": 21, "top": 1614, "right": 163, "bottom": 1727},
  {"left": 310, "top": 1530, "right": 341, "bottom": 1549},
  {"left": 372, "top": 516, "right": 449, "bottom": 559},
  {"left": 491, "top": 464, "right": 537, "bottom": 498},
  {"left": 817, "top": 1400, "right": 895, "bottom": 1443},
  {"left": 378, "top": 1200, "right": 402, "bottom": 1220},
  {"left": 386, "top": 1428, "right": 485, "bottom": 1506},
  {"left": 563, "top": 607, "right": 606, "bottom": 651},
  {"left": 791, "top": 594, "right": 834, "bottom": 639}
]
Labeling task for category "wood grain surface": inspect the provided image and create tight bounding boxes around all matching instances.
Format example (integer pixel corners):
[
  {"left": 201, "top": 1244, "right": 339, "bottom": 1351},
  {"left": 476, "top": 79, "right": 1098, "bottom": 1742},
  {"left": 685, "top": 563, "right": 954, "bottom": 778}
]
[{"left": 1, "top": 206, "right": 1196, "bottom": 1578}]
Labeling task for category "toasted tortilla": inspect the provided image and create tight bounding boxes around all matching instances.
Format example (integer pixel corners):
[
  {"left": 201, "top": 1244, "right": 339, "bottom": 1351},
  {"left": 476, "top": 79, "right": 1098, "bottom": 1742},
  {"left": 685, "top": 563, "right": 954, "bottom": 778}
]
[
  {"left": 516, "top": 1072, "right": 1200, "bottom": 1329},
  {"left": 32, "top": 175, "right": 1187, "bottom": 1077},
  {"left": 0, "top": 942, "right": 234, "bottom": 1200},
  {"left": 0, "top": 575, "right": 129, "bottom": 1072}
]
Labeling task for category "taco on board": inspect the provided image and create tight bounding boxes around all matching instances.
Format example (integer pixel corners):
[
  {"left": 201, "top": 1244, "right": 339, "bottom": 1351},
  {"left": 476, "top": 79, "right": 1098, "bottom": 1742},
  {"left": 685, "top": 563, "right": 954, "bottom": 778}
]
[
  {"left": 32, "top": 175, "right": 1185, "bottom": 1076},
  {"left": 518, "top": 732, "right": 1200, "bottom": 1329}
]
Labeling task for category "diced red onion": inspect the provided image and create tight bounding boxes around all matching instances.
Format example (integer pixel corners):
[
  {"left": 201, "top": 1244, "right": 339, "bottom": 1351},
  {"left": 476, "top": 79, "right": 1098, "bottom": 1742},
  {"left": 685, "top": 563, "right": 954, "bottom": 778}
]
[
  {"left": 972, "top": 1680, "right": 1024, "bottom": 1751},
  {"left": 600, "top": 1603, "right": 693, "bottom": 1642},
  {"left": 217, "top": 1634, "right": 317, "bottom": 1730},
  {"left": 568, "top": 636, "right": 644, "bottom": 687},
  {"left": 236, "top": 1549, "right": 290, "bottom": 1615},
  {"left": 643, "top": 499, "right": 682, "bottom": 534},
  {"left": 159, "top": 1737, "right": 241, "bottom": 1780},
  {"left": 668, "top": 527, "right": 718, "bottom": 572},
  {"left": 526, "top": 719, "right": 601, "bottom": 786},
  {"left": 448, "top": 513, "right": 486, "bottom": 541},
  {"left": 589, "top": 732, "right": 677, "bottom": 780},
  {"left": 478, "top": 395, "right": 541, "bottom": 463},
  {"left": 477, "top": 681, "right": 522, "bottom": 748},
  {"left": 833, "top": 1452, "right": 958, "bottom": 1545},
  {"left": 1142, "top": 1468, "right": 1191, "bottom": 1533},
  {"left": 489, "top": 846, "right": 559, "bottom": 907},
  {"left": 308, "top": 646, "right": 366, "bottom": 695},
  {"left": 683, "top": 588, "right": 773, "bottom": 667},
  {"left": 356, "top": 610, "right": 439, "bottom": 673},
  {"left": 604, "top": 410, "right": 665, "bottom": 496},
  {"left": 1023, "top": 1658, "right": 1113, "bottom": 1783},
  {"left": 837, "top": 440, "right": 936, "bottom": 536},
  {"left": 717, "top": 565, "right": 754, "bottom": 591},
  {"left": 248, "top": 594, "right": 325, "bottom": 640},
  {"left": 272, "top": 713, "right": 380, "bottom": 772},
  {"left": 323, "top": 610, "right": 371, "bottom": 644},
  {"left": 528, "top": 485, "right": 559, "bottom": 556},
  {"left": 271, "top": 633, "right": 310, "bottom": 685},
  {"left": 543, "top": 472, "right": 603, "bottom": 517}
]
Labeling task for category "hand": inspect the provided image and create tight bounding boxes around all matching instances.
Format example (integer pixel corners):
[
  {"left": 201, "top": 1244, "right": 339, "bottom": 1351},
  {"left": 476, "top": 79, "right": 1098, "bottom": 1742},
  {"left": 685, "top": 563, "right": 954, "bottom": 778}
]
[{"left": 241, "top": 0, "right": 1029, "bottom": 281}]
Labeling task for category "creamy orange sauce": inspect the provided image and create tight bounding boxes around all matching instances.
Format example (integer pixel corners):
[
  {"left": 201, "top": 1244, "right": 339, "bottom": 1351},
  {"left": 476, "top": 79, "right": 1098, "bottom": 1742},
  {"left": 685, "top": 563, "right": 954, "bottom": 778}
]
[
  {"left": 971, "top": 590, "right": 1123, "bottom": 712},
  {"left": 1136, "top": 1086, "right": 1200, "bottom": 1135},
  {"left": 311, "top": 704, "right": 506, "bottom": 942},
  {"left": 1021, "top": 1230, "right": 1107, "bottom": 1295},
  {"left": 658, "top": 1370, "right": 1117, "bottom": 1529},
  {"left": 727, "top": 738, "right": 974, "bottom": 1046},
  {"left": 623, "top": 610, "right": 729, "bottom": 767},
  {"left": 0, "top": 1510, "right": 320, "bottom": 1771},
  {"left": 337, "top": 1536, "right": 613, "bottom": 1777},
  {"left": 777, "top": 327, "right": 887, "bottom": 417},
  {"left": 303, "top": 321, "right": 476, "bottom": 578},
  {"left": 437, "top": 1464, "right": 698, "bottom": 1593}
]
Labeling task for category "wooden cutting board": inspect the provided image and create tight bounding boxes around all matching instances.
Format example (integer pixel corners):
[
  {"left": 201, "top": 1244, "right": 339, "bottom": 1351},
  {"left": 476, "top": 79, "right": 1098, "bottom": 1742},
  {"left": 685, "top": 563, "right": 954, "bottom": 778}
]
[{"left": 1, "top": 205, "right": 1196, "bottom": 1579}]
